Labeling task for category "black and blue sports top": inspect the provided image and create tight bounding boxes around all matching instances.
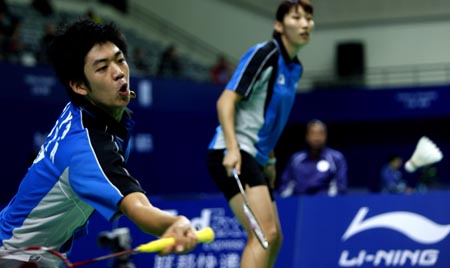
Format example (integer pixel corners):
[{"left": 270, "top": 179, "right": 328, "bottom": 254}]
[
  {"left": 208, "top": 36, "right": 303, "bottom": 166},
  {"left": 0, "top": 100, "right": 144, "bottom": 255}
]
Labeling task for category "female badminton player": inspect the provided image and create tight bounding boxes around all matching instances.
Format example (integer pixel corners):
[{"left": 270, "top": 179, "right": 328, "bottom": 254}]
[{"left": 206, "top": 1, "right": 315, "bottom": 267}]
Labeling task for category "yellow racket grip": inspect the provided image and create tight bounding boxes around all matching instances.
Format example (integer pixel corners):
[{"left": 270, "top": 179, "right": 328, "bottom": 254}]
[
  {"left": 135, "top": 227, "right": 215, "bottom": 253},
  {"left": 196, "top": 227, "right": 215, "bottom": 243},
  {"left": 136, "top": 237, "right": 175, "bottom": 252}
]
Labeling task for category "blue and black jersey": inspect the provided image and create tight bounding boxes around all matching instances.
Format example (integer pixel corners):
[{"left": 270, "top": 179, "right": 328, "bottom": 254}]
[
  {"left": 208, "top": 36, "right": 303, "bottom": 166},
  {"left": 0, "top": 101, "right": 144, "bottom": 258}
]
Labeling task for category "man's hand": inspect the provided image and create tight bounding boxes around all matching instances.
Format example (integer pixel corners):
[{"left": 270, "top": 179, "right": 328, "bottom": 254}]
[{"left": 159, "top": 216, "right": 197, "bottom": 255}]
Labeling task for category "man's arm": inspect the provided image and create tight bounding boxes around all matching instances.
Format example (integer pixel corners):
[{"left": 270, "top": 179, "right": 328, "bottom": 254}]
[{"left": 119, "top": 192, "right": 197, "bottom": 254}]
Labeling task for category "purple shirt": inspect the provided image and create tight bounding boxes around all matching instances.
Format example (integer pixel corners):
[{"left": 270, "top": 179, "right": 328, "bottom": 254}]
[
  {"left": 279, "top": 147, "right": 348, "bottom": 196},
  {"left": 380, "top": 164, "right": 405, "bottom": 193}
]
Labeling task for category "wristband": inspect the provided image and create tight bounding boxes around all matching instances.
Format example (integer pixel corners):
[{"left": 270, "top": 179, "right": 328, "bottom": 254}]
[{"left": 267, "top": 158, "right": 277, "bottom": 165}]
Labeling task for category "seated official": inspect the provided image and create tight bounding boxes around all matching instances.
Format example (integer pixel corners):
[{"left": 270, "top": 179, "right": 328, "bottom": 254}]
[{"left": 278, "top": 119, "right": 348, "bottom": 196}]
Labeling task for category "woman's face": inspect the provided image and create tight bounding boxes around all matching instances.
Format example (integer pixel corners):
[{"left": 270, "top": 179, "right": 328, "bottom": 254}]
[{"left": 277, "top": 5, "right": 315, "bottom": 55}]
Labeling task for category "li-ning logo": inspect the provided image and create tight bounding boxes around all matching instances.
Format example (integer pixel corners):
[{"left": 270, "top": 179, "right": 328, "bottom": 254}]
[
  {"left": 342, "top": 207, "right": 450, "bottom": 244},
  {"left": 338, "top": 207, "right": 450, "bottom": 267}
]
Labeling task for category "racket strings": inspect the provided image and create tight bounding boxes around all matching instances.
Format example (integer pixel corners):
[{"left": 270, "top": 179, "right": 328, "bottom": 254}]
[
  {"left": 0, "top": 228, "right": 215, "bottom": 267},
  {"left": 0, "top": 247, "right": 73, "bottom": 268}
]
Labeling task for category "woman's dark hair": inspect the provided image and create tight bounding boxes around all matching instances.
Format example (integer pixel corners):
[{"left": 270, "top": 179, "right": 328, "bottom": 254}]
[
  {"left": 47, "top": 19, "right": 127, "bottom": 105},
  {"left": 273, "top": 0, "right": 314, "bottom": 38}
]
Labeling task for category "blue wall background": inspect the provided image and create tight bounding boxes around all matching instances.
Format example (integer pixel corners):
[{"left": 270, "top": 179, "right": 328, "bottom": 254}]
[{"left": 1, "top": 62, "right": 450, "bottom": 202}]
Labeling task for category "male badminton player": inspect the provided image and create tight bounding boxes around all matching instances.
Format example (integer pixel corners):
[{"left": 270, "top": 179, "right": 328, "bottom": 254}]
[
  {"left": 0, "top": 19, "right": 197, "bottom": 268},
  {"left": 206, "top": 1, "right": 315, "bottom": 267}
]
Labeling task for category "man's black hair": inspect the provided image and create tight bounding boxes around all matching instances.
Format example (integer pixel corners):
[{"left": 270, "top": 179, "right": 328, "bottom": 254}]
[{"left": 47, "top": 18, "right": 128, "bottom": 105}]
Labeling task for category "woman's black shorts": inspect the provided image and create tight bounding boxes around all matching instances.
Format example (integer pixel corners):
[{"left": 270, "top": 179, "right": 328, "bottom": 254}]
[{"left": 206, "top": 149, "right": 274, "bottom": 201}]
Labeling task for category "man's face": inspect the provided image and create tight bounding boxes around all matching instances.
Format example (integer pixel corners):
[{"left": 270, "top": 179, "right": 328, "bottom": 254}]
[
  {"left": 82, "top": 41, "right": 131, "bottom": 116},
  {"left": 391, "top": 157, "right": 403, "bottom": 169},
  {"left": 306, "top": 123, "right": 326, "bottom": 150}
]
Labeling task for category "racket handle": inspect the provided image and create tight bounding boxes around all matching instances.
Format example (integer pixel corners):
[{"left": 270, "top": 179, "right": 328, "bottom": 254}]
[
  {"left": 136, "top": 227, "right": 215, "bottom": 252},
  {"left": 136, "top": 237, "right": 175, "bottom": 252},
  {"left": 196, "top": 227, "right": 215, "bottom": 243}
]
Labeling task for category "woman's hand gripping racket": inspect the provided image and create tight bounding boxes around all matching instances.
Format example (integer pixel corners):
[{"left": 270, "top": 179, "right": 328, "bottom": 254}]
[
  {"left": 0, "top": 227, "right": 215, "bottom": 268},
  {"left": 232, "top": 169, "right": 269, "bottom": 249}
]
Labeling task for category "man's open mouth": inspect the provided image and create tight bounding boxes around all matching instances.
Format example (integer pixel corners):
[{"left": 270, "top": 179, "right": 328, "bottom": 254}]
[{"left": 118, "top": 84, "right": 128, "bottom": 94}]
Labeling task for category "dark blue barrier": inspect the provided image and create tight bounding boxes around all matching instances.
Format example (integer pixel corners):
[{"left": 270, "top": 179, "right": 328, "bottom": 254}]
[
  {"left": 290, "top": 85, "right": 450, "bottom": 123},
  {"left": 1, "top": 63, "right": 223, "bottom": 201},
  {"left": 8, "top": 191, "right": 444, "bottom": 268},
  {"left": 2, "top": 62, "right": 450, "bottom": 202}
]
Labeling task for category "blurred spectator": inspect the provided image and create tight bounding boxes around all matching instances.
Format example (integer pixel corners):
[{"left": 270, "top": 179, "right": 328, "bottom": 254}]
[
  {"left": 210, "top": 54, "right": 233, "bottom": 85},
  {"left": 0, "top": 5, "right": 36, "bottom": 66},
  {"left": 0, "top": 0, "right": 9, "bottom": 15},
  {"left": 133, "top": 47, "right": 151, "bottom": 75},
  {"left": 157, "top": 44, "right": 182, "bottom": 78},
  {"left": 2, "top": 15, "right": 24, "bottom": 63},
  {"left": 278, "top": 119, "right": 348, "bottom": 197},
  {"left": 0, "top": 1, "right": 16, "bottom": 60},
  {"left": 31, "top": 0, "right": 54, "bottom": 17},
  {"left": 37, "top": 22, "right": 57, "bottom": 64},
  {"left": 380, "top": 154, "right": 410, "bottom": 193},
  {"left": 84, "top": 8, "right": 102, "bottom": 24},
  {"left": 0, "top": 14, "right": 36, "bottom": 66},
  {"left": 415, "top": 164, "right": 439, "bottom": 192},
  {"left": 100, "top": 0, "right": 128, "bottom": 14},
  {"left": 0, "top": 14, "right": 7, "bottom": 60}
]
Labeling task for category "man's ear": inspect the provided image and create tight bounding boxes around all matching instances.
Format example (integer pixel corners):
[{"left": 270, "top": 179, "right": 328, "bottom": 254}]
[
  {"left": 69, "top": 81, "right": 89, "bottom": 96},
  {"left": 274, "top": 21, "right": 283, "bottom": 35}
]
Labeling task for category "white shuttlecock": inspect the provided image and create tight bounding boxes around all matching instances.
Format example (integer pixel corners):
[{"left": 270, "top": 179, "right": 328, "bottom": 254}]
[{"left": 404, "top": 136, "right": 443, "bottom": 173}]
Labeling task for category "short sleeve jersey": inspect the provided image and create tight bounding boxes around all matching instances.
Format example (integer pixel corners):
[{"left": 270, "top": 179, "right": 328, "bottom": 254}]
[
  {"left": 208, "top": 36, "right": 303, "bottom": 165},
  {"left": 0, "top": 101, "right": 144, "bottom": 254}
]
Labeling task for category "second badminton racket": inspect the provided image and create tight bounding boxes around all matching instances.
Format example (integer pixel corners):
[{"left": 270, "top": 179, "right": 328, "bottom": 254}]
[{"left": 232, "top": 169, "right": 269, "bottom": 249}]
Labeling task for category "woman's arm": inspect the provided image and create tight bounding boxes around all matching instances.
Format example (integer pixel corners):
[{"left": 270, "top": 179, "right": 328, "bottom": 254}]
[{"left": 216, "top": 90, "right": 242, "bottom": 176}]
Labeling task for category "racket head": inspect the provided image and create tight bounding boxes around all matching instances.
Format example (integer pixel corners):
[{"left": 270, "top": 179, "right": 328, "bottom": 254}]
[{"left": 0, "top": 247, "right": 73, "bottom": 268}]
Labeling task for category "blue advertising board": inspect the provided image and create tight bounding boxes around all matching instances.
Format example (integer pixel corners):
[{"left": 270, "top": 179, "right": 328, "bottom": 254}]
[
  {"left": 61, "top": 191, "right": 450, "bottom": 268},
  {"left": 67, "top": 195, "right": 247, "bottom": 268},
  {"left": 294, "top": 192, "right": 450, "bottom": 267}
]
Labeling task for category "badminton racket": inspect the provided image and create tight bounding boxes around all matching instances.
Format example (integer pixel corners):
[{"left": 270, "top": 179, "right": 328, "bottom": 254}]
[
  {"left": 0, "top": 227, "right": 215, "bottom": 268},
  {"left": 232, "top": 169, "right": 269, "bottom": 249}
]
